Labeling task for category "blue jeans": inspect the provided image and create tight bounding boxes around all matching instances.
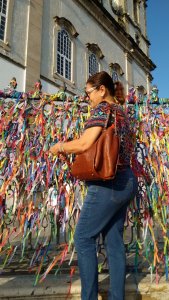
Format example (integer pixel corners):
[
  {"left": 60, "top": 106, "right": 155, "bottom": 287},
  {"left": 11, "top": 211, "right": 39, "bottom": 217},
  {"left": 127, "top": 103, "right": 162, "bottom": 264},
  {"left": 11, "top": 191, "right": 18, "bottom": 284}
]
[{"left": 74, "top": 167, "right": 138, "bottom": 300}]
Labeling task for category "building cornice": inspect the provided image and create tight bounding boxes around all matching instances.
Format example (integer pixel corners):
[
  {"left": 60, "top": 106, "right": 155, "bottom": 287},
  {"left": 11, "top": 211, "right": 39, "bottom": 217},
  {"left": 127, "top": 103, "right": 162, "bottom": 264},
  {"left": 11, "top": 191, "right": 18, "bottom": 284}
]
[
  {"left": 124, "top": 13, "right": 150, "bottom": 46},
  {"left": 75, "top": 0, "right": 155, "bottom": 72},
  {"left": 0, "top": 40, "right": 11, "bottom": 52},
  {"left": 127, "top": 34, "right": 156, "bottom": 71}
]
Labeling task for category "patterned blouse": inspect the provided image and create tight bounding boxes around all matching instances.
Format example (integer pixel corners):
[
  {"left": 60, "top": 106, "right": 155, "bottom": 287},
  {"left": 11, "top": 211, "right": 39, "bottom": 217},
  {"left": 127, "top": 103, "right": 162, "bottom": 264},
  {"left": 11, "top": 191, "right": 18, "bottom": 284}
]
[{"left": 84, "top": 101, "right": 133, "bottom": 165}]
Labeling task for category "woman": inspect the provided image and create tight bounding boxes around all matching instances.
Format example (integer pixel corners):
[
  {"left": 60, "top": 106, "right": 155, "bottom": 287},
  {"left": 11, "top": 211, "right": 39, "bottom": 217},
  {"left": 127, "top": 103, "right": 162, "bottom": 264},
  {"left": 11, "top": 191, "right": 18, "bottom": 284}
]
[{"left": 49, "top": 71, "right": 138, "bottom": 300}]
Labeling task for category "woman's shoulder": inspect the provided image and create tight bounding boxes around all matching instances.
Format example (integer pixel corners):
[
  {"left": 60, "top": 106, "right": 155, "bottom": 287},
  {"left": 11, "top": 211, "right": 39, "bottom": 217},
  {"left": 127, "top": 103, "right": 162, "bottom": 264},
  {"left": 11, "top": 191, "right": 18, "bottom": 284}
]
[
  {"left": 84, "top": 102, "right": 109, "bottom": 129},
  {"left": 91, "top": 101, "right": 110, "bottom": 116},
  {"left": 93, "top": 101, "right": 126, "bottom": 118},
  {"left": 95, "top": 101, "right": 110, "bottom": 110}
]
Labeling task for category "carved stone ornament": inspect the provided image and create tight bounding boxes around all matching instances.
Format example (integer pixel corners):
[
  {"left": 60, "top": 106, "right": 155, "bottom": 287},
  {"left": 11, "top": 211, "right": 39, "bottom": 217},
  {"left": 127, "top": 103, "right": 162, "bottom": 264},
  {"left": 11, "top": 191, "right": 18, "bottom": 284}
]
[
  {"left": 137, "top": 85, "right": 147, "bottom": 95},
  {"left": 109, "top": 63, "right": 124, "bottom": 76},
  {"left": 109, "top": 0, "right": 124, "bottom": 16},
  {"left": 54, "top": 16, "right": 79, "bottom": 38},
  {"left": 118, "top": 16, "right": 126, "bottom": 30},
  {"left": 86, "top": 43, "right": 104, "bottom": 59}
]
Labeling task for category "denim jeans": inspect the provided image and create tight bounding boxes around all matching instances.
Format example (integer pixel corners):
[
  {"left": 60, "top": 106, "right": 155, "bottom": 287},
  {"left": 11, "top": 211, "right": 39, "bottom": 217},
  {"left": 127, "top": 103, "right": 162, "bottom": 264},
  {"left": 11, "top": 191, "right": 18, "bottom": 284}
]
[{"left": 74, "top": 167, "right": 138, "bottom": 300}]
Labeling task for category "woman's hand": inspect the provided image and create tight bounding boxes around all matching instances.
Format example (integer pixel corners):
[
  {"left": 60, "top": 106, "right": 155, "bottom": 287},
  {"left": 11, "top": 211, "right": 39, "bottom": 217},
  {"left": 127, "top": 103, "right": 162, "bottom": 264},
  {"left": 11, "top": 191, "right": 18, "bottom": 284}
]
[
  {"left": 49, "top": 143, "right": 61, "bottom": 155},
  {"left": 48, "top": 126, "right": 102, "bottom": 155}
]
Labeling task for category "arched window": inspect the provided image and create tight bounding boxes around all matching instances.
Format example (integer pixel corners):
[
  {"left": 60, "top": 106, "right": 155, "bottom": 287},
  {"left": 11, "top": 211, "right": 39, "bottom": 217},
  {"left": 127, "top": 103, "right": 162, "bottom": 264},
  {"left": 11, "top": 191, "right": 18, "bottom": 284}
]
[
  {"left": 86, "top": 43, "right": 104, "bottom": 77},
  {"left": 89, "top": 53, "right": 99, "bottom": 76},
  {"left": 110, "top": 63, "right": 124, "bottom": 83},
  {"left": 137, "top": 85, "right": 146, "bottom": 103},
  {"left": 112, "top": 70, "right": 119, "bottom": 82},
  {"left": 54, "top": 17, "right": 78, "bottom": 85},
  {"left": 57, "top": 29, "right": 72, "bottom": 80},
  {"left": 0, "top": 0, "right": 7, "bottom": 41}
]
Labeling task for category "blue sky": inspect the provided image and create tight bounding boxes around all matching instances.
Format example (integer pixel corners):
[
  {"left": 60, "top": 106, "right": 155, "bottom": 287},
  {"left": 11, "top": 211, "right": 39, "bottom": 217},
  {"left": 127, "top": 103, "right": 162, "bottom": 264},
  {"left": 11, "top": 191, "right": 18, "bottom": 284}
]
[{"left": 147, "top": 0, "right": 169, "bottom": 98}]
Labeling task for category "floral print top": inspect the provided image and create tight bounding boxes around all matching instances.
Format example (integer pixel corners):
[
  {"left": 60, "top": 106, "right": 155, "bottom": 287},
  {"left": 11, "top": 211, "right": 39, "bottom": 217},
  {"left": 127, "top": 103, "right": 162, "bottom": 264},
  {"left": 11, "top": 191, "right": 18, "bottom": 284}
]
[{"left": 84, "top": 101, "right": 133, "bottom": 165}]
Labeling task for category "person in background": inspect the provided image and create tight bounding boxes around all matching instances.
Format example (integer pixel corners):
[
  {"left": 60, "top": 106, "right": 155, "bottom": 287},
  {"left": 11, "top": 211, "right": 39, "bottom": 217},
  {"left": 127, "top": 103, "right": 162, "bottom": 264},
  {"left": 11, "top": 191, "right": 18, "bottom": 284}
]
[
  {"left": 28, "top": 79, "right": 42, "bottom": 99},
  {"left": 4, "top": 77, "right": 18, "bottom": 96},
  {"left": 49, "top": 71, "right": 138, "bottom": 300},
  {"left": 114, "top": 80, "right": 126, "bottom": 105}
]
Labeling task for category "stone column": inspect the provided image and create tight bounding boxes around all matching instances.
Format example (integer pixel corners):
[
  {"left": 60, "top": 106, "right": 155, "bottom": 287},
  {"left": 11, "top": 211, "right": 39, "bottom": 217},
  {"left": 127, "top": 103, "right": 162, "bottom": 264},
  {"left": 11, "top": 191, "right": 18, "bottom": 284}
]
[
  {"left": 146, "top": 73, "right": 153, "bottom": 96},
  {"left": 125, "top": 51, "right": 133, "bottom": 93},
  {"left": 25, "top": 0, "right": 43, "bottom": 91}
]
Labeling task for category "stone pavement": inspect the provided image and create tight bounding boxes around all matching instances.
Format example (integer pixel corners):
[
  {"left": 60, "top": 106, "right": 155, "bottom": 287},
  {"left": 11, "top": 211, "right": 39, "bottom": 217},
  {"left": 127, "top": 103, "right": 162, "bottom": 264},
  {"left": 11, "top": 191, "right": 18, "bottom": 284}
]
[
  {"left": 0, "top": 249, "right": 169, "bottom": 300},
  {"left": 0, "top": 232, "right": 169, "bottom": 299},
  {"left": 1, "top": 272, "right": 169, "bottom": 300}
]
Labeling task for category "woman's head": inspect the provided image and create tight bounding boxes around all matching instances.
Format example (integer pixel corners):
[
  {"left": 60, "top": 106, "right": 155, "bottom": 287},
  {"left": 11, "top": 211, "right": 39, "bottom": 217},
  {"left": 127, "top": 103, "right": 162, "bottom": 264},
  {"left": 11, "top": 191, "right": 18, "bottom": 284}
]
[
  {"left": 10, "top": 77, "right": 17, "bottom": 89},
  {"left": 114, "top": 81, "right": 125, "bottom": 105},
  {"left": 85, "top": 71, "right": 125, "bottom": 107}
]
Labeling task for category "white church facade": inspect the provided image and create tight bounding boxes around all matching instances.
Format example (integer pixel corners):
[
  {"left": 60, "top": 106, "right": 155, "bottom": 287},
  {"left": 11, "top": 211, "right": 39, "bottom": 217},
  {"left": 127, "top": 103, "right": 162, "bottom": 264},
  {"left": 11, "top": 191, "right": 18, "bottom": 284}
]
[{"left": 0, "top": 0, "right": 155, "bottom": 97}]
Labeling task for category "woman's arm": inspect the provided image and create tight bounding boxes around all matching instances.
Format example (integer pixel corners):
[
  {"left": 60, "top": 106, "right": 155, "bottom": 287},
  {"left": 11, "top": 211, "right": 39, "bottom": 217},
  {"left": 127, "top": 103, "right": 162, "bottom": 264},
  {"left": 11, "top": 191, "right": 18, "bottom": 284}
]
[{"left": 49, "top": 126, "right": 102, "bottom": 155}]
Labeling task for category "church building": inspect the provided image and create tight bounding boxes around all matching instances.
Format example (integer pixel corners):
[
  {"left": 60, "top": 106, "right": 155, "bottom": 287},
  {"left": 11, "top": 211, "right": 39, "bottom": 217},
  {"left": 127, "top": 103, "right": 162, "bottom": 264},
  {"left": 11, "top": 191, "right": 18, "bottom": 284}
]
[{"left": 0, "top": 0, "right": 155, "bottom": 97}]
